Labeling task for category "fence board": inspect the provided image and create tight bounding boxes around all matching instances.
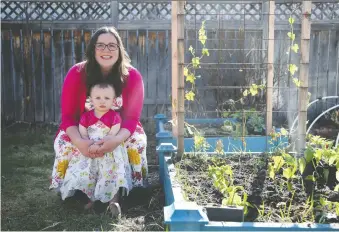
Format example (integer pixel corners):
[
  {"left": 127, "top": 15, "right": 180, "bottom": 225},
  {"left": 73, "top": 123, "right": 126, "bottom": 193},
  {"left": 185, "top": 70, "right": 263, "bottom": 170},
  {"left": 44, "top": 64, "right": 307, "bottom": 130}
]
[
  {"left": 326, "top": 30, "right": 338, "bottom": 109},
  {"left": 147, "top": 30, "right": 158, "bottom": 117},
  {"left": 156, "top": 31, "right": 169, "bottom": 114},
  {"left": 33, "top": 31, "right": 44, "bottom": 122},
  {"left": 43, "top": 31, "right": 53, "bottom": 122},
  {"left": 317, "top": 31, "right": 331, "bottom": 114},
  {"left": 1, "top": 32, "right": 7, "bottom": 120},
  {"left": 9, "top": 30, "right": 18, "bottom": 120}
]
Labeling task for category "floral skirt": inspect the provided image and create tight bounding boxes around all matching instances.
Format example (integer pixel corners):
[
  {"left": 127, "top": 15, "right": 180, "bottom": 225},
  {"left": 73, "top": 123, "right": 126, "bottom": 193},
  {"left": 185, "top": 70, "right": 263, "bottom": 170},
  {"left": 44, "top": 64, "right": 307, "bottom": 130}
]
[{"left": 49, "top": 123, "right": 148, "bottom": 201}]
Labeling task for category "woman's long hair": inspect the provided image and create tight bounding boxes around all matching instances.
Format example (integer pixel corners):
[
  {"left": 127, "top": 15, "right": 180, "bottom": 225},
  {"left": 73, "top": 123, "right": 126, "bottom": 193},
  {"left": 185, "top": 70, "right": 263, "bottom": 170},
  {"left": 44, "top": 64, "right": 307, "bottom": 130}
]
[{"left": 84, "top": 26, "right": 131, "bottom": 97}]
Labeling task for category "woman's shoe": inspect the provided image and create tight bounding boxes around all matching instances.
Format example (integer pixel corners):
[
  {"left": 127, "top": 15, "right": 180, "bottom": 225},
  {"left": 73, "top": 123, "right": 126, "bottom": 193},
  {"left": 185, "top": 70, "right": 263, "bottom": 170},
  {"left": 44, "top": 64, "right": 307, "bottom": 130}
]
[{"left": 108, "top": 201, "right": 121, "bottom": 219}]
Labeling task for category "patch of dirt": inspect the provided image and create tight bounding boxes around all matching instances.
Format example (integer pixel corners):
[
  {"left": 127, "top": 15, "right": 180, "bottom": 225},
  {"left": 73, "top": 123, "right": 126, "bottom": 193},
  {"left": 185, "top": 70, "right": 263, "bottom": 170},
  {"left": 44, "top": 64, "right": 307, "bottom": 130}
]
[
  {"left": 1, "top": 122, "right": 164, "bottom": 231},
  {"left": 176, "top": 154, "right": 339, "bottom": 223}
]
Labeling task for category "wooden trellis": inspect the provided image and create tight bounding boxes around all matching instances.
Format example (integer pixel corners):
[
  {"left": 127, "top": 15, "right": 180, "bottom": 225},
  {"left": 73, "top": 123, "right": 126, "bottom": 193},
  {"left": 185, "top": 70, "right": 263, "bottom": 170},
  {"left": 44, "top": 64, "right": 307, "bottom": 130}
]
[{"left": 172, "top": 0, "right": 315, "bottom": 155}]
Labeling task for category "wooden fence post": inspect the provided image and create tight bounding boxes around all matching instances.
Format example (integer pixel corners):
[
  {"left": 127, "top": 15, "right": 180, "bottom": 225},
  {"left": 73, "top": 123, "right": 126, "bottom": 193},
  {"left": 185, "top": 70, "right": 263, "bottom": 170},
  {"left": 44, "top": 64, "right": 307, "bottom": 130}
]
[
  {"left": 171, "top": 1, "right": 178, "bottom": 138},
  {"left": 177, "top": 1, "right": 185, "bottom": 158},
  {"left": 265, "top": 0, "right": 275, "bottom": 137},
  {"left": 298, "top": 1, "right": 312, "bottom": 152},
  {"left": 111, "top": 1, "right": 119, "bottom": 28}
]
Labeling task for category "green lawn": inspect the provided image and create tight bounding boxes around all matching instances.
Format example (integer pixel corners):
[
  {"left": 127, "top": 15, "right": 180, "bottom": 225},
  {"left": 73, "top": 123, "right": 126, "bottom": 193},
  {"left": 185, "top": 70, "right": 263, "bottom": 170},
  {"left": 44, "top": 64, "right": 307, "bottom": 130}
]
[{"left": 1, "top": 123, "right": 164, "bottom": 231}]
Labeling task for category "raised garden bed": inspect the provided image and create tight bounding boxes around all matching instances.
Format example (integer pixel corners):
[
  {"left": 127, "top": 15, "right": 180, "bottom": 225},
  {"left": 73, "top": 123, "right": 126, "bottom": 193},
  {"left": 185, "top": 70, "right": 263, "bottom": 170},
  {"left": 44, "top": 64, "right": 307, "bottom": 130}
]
[
  {"left": 155, "top": 113, "right": 339, "bottom": 231},
  {"left": 154, "top": 114, "right": 289, "bottom": 153},
  {"left": 157, "top": 144, "right": 339, "bottom": 231}
]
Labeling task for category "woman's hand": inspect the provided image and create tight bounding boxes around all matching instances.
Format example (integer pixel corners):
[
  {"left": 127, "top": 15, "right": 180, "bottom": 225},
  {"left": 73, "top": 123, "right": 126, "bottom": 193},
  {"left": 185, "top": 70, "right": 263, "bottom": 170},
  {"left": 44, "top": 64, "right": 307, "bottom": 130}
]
[
  {"left": 95, "top": 135, "right": 123, "bottom": 154},
  {"left": 88, "top": 144, "right": 105, "bottom": 158},
  {"left": 74, "top": 138, "right": 95, "bottom": 157}
]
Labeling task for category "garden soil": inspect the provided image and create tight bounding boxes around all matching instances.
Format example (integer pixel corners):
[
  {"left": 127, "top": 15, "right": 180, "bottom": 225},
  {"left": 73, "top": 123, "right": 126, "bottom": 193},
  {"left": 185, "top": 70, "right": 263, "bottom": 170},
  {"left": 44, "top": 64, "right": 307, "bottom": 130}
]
[{"left": 176, "top": 154, "right": 339, "bottom": 223}]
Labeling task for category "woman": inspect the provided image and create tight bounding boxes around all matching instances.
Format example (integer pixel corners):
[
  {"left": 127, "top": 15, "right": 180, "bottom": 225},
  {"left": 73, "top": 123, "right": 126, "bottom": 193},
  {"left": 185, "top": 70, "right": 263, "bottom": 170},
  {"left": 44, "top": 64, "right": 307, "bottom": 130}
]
[{"left": 49, "top": 26, "right": 148, "bottom": 216}]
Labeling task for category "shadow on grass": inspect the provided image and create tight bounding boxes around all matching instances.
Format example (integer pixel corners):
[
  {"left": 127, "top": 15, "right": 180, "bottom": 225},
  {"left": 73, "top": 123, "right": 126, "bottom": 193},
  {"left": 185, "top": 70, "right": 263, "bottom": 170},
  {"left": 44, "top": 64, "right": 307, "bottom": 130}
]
[{"left": 1, "top": 123, "right": 164, "bottom": 231}]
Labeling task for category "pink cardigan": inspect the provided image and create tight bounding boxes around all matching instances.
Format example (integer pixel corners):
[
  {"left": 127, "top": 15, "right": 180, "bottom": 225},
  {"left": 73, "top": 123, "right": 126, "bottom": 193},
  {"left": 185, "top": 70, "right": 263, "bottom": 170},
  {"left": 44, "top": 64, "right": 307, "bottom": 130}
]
[{"left": 59, "top": 62, "right": 144, "bottom": 135}]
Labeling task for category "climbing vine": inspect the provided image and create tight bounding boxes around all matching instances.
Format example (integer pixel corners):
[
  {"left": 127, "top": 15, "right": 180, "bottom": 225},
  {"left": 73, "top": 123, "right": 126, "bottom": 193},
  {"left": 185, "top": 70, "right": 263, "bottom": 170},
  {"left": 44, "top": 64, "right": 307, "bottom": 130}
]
[
  {"left": 184, "top": 20, "right": 209, "bottom": 101},
  {"left": 287, "top": 16, "right": 301, "bottom": 88}
]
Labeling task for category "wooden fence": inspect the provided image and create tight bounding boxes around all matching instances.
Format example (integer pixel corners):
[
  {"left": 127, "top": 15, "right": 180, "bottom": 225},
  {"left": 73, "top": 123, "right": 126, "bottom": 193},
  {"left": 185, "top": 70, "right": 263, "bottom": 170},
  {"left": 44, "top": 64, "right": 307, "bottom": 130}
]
[{"left": 1, "top": 1, "right": 339, "bottom": 126}]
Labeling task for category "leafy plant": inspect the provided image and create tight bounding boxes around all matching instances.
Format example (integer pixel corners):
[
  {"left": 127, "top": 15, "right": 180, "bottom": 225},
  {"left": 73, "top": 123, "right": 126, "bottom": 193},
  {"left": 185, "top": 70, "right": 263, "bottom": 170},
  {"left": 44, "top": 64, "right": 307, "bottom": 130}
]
[
  {"left": 247, "top": 113, "right": 265, "bottom": 134},
  {"left": 304, "top": 134, "right": 339, "bottom": 184},
  {"left": 184, "top": 20, "right": 209, "bottom": 102},
  {"left": 208, "top": 165, "right": 252, "bottom": 215}
]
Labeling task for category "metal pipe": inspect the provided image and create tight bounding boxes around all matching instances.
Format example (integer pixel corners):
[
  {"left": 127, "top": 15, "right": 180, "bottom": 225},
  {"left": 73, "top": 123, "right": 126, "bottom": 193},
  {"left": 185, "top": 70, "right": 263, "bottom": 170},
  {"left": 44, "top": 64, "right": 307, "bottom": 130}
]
[
  {"left": 306, "top": 104, "right": 339, "bottom": 135},
  {"left": 290, "top": 96, "right": 339, "bottom": 133}
]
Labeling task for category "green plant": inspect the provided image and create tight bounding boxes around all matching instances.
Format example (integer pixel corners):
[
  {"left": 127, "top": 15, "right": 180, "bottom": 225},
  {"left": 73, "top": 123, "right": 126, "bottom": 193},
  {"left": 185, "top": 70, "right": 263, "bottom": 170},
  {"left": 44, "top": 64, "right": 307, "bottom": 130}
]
[
  {"left": 247, "top": 113, "right": 265, "bottom": 134},
  {"left": 303, "top": 134, "right": 339, "bottom": 185},
  {"left": 184, "top": 20, "right": 209, "bottom": 102},
  {"left": 221, "top": 120, "right": 235, "bottom": 134},
  {"left": 208, "top": 164, "right": 252, "bottom": 215}
]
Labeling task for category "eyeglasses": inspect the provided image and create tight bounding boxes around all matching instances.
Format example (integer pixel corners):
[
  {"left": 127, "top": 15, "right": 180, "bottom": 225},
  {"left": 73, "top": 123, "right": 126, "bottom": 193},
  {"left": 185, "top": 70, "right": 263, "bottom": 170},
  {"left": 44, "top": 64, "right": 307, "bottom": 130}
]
[{"left": 95, "top": 43, "right": 119, "bottom": 51}]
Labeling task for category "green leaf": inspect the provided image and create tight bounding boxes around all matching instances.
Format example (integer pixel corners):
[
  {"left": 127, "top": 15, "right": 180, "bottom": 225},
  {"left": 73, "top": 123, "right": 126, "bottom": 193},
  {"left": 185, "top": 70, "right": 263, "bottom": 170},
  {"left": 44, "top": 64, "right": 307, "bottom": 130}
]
[
  {"left": 291, "top": 43, "right": 299, "bottom": 53},
  {"left": 314, "top": 149, "right": 323, "bottom": 163},
  {"left": 334, "top": 184, "right": 339, "bottom": 192},
  {"left": 268, "top": 163, "right": 275, "bottom": 179},
  {"left": 323, "top": 168, "right": 329, "bottom": 183},
  {"left": 319, "top": 197, "right": 326, "bottom": 206},
  {"left": 287, "top": 182, "right": 293, "bottom": 192},
  {"left": 233, "top": 193, "right": 242, "bottom": 205},
  {"left": 299, "top": 158, "right": 306, "bottom": 174},
  {"left": 304, "top": 148, "right": 314, "bottom": 163},
  {"left": 282, "top": 152, "right": 294, "bottom": 164},
  {"left": 192, "top": 57, "right": 200, "bottom": 68},
  {"left": 243, "top": 89, "right": 249, "bottom": 97},
  {"left": 292, "top": 78, "right": 301, "bottom": 87},
  {"left": 185, "top": 91, "right": 195, "bottom": 101},
  {"left": 283, "top": 167, "right": 293, "bottom": 179},
  {"left": 249, "top": 87, "right": 258, "bottom": 96},
  {"left": 329, "top": 156, "right": 337, "bottom": 166},
  {"left": 289, "top": 17, "right": 295, "bottom": 25},
  {"left": 202, "top": 48, "right": 209, "bottom": 56},
  {"left": 336, "top": 171, "right": 339, "bottom": 182},
  {"left": 199, "top": 34, "right": 207, "bottom": 45},
  {"left": 305, "top": 175, "right": 316, "bottom": 182},
  {"left": 272, "top": 156, "right": 285, "bottom": 171},
  {"left": 221, "top": 197, "right": 229, "bottom": 206},
  {"left": 186, "top": 73, "right": 196, "bottom": 84},
  {"left": 184, "top": 67, "right": 188, "bottom": 76},
  {"left": 289, "top": 64, "right": 298, "bottom": 75},
  {"left": 287, "top": 32, "right": 296, "bottom": 41},
  {"left": 280, "top": 128, "right": 288, "bottom": 136}
]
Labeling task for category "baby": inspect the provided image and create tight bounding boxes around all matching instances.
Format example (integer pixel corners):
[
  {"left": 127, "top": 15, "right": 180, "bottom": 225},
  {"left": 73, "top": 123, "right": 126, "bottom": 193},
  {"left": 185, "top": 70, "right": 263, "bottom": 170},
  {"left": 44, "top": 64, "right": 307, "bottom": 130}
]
[{"left": 59, "top": 82, "right": 131, "bottom": 218}]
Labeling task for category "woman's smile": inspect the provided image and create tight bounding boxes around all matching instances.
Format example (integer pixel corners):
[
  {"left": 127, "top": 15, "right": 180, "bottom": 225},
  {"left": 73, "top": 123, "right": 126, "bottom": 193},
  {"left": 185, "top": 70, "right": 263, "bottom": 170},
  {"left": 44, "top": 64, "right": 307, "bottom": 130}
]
[{"left": 100, "top": 55, "right": 113, "bottom": 60}]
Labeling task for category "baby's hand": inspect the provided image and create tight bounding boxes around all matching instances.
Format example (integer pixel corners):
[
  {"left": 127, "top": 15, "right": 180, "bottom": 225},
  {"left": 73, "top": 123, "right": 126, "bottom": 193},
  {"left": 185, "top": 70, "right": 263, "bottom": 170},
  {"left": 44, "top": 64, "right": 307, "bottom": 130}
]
[{"left": 88, "top": 144, "right": 101, "bottom": 154}]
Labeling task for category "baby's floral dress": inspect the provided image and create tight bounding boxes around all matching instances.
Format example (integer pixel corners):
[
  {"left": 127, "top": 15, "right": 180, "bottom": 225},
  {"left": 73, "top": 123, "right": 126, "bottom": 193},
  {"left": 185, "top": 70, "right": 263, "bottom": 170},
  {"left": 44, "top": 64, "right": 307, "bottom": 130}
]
[
  {"left": 50, "top": 109, "right": 132, "bottom": 202},
  {"left": 111, "top": 96, "right": 148, "bottom": 187}
]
